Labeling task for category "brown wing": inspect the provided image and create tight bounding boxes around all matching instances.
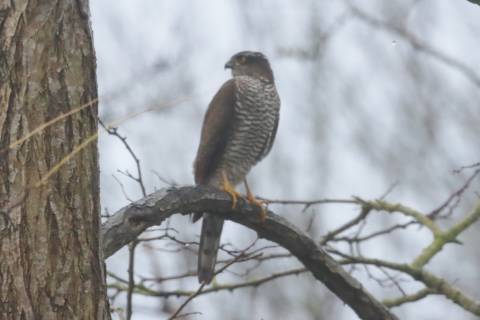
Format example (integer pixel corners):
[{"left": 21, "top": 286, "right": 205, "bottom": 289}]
[{"left": 194, "top": 79, "right": 236, "bottom": 185}]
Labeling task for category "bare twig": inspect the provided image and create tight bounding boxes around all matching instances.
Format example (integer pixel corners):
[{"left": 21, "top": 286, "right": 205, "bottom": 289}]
[
  {"left": 353, "top": 197, "right": 441, "bottom": 236},
  {"left": 321, "top": 205, "right": 371, "bottom": 244},
  {"left": 383, "top": 288, "right": 436, "bottom": 308},
  {"left": 264, "top": 197, "right": 357, "bottom": 206},
  {"left": 329, "top": 221, "right": 417, "bottom": 243},
  {"left": 126, "top": 241, "right": 137, "bottom": 320},
  {"left": 167, "top": 283, "right": 206, "bottom": 320},
  {"left": 454, "top": 162, "right": 480, "bottom": 173},
  {"left": 108, "top": 267, "right": 308, "bottom": 299},
  {"left": 429, "top": 168, "right": 480, "bottom": 218},
  {"left": 167, "top": 241, "right": 257, "bottom": 319},
  {"left": 100, "top": 120, "right": 147, "bottom": 197},
  {"left": 112, "top": 175, "right": 135, "bottom": 202}
]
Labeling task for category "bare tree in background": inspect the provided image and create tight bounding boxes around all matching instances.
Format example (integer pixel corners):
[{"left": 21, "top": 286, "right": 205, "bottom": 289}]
[
  {"left": 1, "top": 1, "right": 480, "bottom": 320},
  {"left": 99, "top": 1, "right": 480, "bottom": 319},
  {"left": 0, "top": 1, "right": 109, "bottom": 319}
]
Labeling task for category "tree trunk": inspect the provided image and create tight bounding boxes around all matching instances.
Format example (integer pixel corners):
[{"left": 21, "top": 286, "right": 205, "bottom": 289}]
[{"left": 0, "top": 1, "right": 109, "bottom": 319}]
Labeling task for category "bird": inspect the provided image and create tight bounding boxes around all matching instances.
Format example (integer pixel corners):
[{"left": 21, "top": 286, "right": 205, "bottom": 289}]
[{"left": 193, "top": 51, "right": 280, "bottom": 284}]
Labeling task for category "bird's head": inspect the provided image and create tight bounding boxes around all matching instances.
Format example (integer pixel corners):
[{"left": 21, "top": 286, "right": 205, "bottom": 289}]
[{"left": 225, "top": 51, "right": 274, "bottom": 82}]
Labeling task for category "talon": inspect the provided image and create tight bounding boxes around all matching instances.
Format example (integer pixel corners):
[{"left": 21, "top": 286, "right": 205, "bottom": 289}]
[
  {"left": 221, "top": 171, "right": 240, "bottom": 209},
  {"left": 260, "top": 208, "right": 267, "bottom": 223},
  {"left": 244, "top": 179, "right": 268, "bottom": 223}
]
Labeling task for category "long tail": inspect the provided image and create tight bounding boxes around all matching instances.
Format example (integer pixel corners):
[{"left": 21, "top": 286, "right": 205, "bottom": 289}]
[{"left": 198, "top": 213, "right": 224, "bottom": 283}]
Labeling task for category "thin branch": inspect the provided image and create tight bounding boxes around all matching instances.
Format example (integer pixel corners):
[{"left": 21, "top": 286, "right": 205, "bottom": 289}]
[
  {"left": 167, "top": 283, "right": 206, "bottom": 320},
  {"left": 144, "top": 271, "right": 197, "bottom": 283},
  {"left": 264, "top": 197, "right": 357, "bottom": 206},
  {"left": 354, "top": 197, "right": 441, "bottom": 236},
  {"left": 330, "top": 221, "right": 417, "bottom": 243},
  {"left": 428, "top": 169, "right": 480, "bottom": 218},
  {"left": 170, "top": 312, "right": 202, "bottom": 320},
  {"left": 321, "top": 205, "right": 371, "bottom": 244},
  {"left": 100, "top": 120, "right": 147, "bottom": 197},
  {"left": 453, "top": 162, "right": 480, "bottom": 173},
  {"left": 168, "top": 242, "right": 256, "bottom": 319},
  {"left": 109, "top": 267, "right": 308, "bottom": 299},
  {"left": 126, "top": 241, "right": 137, "bottom": 320},
  {"left": 383, "top": 288, "right": 436, "bottom": 308},
  {"left": 112, "top": 175, "right": 135, "bottom": 202},
  {"left": 411, "top": 201, "right": 480, "bottom": 269}
]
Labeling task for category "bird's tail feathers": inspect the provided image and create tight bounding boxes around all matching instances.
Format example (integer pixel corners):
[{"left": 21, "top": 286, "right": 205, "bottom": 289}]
[{"left": 198, "top": 213, "right": 224, "bottom": 284}]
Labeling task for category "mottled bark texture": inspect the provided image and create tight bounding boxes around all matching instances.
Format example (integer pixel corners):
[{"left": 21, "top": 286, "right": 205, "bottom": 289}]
[
  {"left": 0, "top": 1, "right": 109, "bottom": 319},
  {"left": 102, "top": 186, "right": 399, "bottom": 320}
]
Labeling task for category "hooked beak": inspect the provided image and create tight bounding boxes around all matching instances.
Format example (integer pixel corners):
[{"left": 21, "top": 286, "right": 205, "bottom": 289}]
[{"left": 224, "top": 59, "right": 233, "bottom": 69}]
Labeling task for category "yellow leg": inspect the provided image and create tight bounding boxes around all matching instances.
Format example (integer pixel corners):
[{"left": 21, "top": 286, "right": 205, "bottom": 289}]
[
  {"left": 221, "top": 171, "right": 240, "bottom": 209},
  {"left": 244, "top": 179, "right": 268, "bottom": 223}
]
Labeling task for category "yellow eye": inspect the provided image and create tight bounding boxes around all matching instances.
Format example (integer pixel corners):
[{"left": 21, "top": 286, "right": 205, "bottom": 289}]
[{"left": 239, "top": 56, "right": 247, "bottom": 64}]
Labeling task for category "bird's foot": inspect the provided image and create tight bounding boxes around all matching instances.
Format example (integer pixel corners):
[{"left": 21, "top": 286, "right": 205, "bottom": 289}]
[
  {"left": 246, "top": 192, "right": 268, "bottom": 223},
  {"left": 221, "top": 171, "right": 240, "bottom": 209}
]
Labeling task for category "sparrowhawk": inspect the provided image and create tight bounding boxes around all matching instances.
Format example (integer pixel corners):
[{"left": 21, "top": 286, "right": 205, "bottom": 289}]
[{"left": 193, "top": 51, "right": 280, "bottom": 284}]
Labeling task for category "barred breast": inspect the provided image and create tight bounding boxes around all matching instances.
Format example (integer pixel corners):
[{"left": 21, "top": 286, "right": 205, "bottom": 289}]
[{"left": 209, "top": 75, "right": 280, "bottom": 187}]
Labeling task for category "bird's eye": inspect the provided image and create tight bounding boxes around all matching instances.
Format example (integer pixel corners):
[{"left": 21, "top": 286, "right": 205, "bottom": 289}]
[{"left": 238, "top": 56, "right": 247, "bottom": 64}]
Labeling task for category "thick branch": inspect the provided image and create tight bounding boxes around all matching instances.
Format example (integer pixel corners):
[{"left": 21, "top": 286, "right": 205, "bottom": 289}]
[
  {"left": 101, "top": 186, "right": 398, "bottom": 320},
  {"left": 467, "top": 0, "right": 480, "bottom": 7}
]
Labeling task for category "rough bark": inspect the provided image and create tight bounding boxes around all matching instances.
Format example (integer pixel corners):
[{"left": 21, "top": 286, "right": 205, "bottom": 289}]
[
  {"left": 0, "top": 1, "right": 109, "bottom": 319},
  {"left": 102, "top": 186, "right": 399, "bottom": 320}
]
